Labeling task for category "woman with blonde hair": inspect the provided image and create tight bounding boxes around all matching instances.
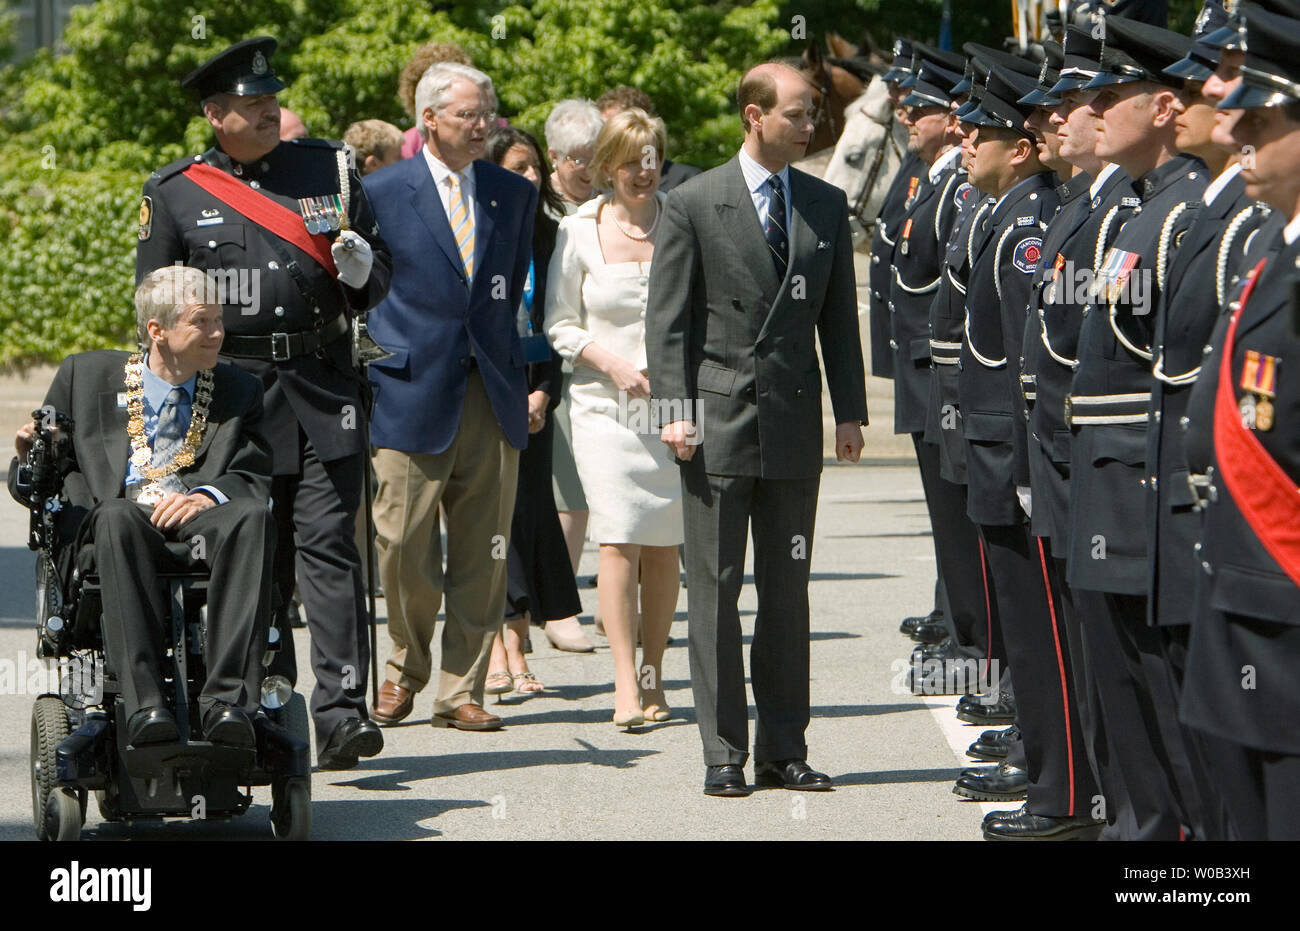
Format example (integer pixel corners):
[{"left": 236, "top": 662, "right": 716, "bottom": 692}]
[{"left": 545, "top": 109, "right": 684, "bottom": 727}]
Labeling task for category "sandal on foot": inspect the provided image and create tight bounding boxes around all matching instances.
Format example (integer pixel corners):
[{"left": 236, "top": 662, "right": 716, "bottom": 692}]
[
  {"left": 485, "top": 670, "right": 513, "bottom": 694},
  {"left": 512, "top": 671, "right": 545, "bottom": 694}
]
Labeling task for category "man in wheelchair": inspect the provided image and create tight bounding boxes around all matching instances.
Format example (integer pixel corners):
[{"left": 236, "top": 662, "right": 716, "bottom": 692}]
[{"left": 15, "top": 264, "right": 275, "bottom": 751}]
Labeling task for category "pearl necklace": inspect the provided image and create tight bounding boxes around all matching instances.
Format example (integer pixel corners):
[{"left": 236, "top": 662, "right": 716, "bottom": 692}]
[{"left": 609, "top": 198, "right": 661, "bottom": 241}]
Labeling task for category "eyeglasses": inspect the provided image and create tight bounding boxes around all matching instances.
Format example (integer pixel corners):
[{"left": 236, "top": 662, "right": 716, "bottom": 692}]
[
  {"left": 563, "top": 153, "right": 592, "bottom": 169},
  {"left": 449, "top": 109, "right": 497, "bottom": 125}
]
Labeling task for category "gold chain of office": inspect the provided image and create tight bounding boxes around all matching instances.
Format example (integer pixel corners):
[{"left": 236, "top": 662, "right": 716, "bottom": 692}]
[{"left": 124, "top": 353, "right": 214, "bottom": 479}]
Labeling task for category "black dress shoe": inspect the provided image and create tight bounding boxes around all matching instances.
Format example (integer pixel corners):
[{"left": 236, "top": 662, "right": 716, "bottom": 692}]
[
  {"left": 899, "top": 611, "right": 942, "bottom": 636},
  {"left": 907, "top": 658, "right": 983, "bottom": 696},
  {"left": 201, "top": 703, "right": 255, "bottom": 748},
  {"left": 317, "top": 717, "right": 385, "bottom": 771},
  {"left": 955, "top": 692, "right": 1017, "bottom": 725},
  {"left": 704, "top": 764, "right": 751, "bottom": 797},
  {"left": 754, "top": 759, "right": 833, "bottom": 791},
  {"left": 909, "top": 620, "right": 950, "bottom": 645},
  {"left": 126, "top": 707, "right": 179, "bottom": 746},
  {"left": 911, "top": 638, "right": 956, "bottom": 663},
  {"left": 967, "top": 724, "right": 1019, "bottom": 761},
  {"left": 953, "top": 760, "right": 1028, "bottom": 802},
  {"left": 983, "top": 806, "right": 1105, "bottom": 841}
]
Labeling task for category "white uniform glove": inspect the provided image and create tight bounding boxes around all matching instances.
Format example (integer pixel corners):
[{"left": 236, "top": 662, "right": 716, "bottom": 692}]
[
  {"left": 332, "top": 230, "right": 373, "bottom": 288},
  {"left": 1016, "top": 485, "right": 1033, "bottom": 518}
]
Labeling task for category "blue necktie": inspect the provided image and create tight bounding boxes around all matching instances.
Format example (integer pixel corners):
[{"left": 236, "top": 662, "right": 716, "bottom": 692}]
[
  {"left": 764, "top": 174, "right": 789, "bottom": 279},
  {"left": 152, "top": 387, "right": 189, "bottom": 493}
]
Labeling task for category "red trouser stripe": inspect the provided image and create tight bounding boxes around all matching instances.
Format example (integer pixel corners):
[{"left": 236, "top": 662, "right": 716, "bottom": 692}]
[{"left": 1037, "top": 537, "right": 1075, "bottom": 816}]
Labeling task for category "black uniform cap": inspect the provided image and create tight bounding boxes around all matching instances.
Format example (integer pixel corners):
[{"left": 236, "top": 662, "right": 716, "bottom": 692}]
[
  {"left": 1048, "top": 26, "right": 1104, "bottom": 95},
  {"left": 883, "top": 39, "right": 916, "bottom": 84},
  {"left": 1165, "top": 0, "right": 1231, "bottom": 82},
  {"left": 963, "top": 43, "right": 1043, "bottom": 82},
  {"left": 1020, "top": 41, "right": 1065, "bottom": 106},
  {"left": 1219, "top": 3, "right": 1300, "bottom": 108},
  {"left": 1084, "top": 15, "right": 1195, "bottom": 89},
  {"left": 901, "top": 61, "right": 965, "bottom": 108},
  {"left": 965, "top": 65, "right": 1040, "bottom": 139},
  {"left": 181, "top": 36, "right": 287, "bottom": 98}
]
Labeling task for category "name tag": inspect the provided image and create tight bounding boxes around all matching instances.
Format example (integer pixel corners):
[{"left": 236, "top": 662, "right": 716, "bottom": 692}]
[
  {"left": 196, "top": 217, "right": 224, "bottom": 227},
  {"left": 117, "top": 392, "right": 128, "bottom": 408}
]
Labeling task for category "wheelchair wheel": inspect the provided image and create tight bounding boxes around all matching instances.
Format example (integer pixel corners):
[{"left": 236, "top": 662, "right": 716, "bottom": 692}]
[
  {"left": 270, "top": 778, "right": 311, "bottom": 840},
  {"left": 95, "top": 788, "right": 121, "bottom": 822},
  {"left": 283, "top": 692, "right": 310, "bottom": 749},
  {"left": 31, "top": 696, "right": 79, "bottom": 841}
]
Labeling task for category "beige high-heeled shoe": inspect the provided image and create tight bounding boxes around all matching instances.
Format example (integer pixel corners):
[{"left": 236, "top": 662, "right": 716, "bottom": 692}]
[
  {"left": 544, "top": 616, "right": 594, "bottom": 652},
  {"left": 613, "top": 709, "right": 645, "bottom": 729}
]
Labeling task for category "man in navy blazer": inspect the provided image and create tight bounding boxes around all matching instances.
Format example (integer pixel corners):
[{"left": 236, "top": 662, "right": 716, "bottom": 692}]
[{"left": 362, "top": 62, "right": 537, "bottom": 731}]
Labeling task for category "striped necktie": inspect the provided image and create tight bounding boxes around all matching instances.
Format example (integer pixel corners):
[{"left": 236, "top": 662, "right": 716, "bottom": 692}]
[
  {"left": 447, "top": 172, "right": 475, "bottom": 283},
  {"left": 764, "top": 174, "right": 789, "bottom": 279}
]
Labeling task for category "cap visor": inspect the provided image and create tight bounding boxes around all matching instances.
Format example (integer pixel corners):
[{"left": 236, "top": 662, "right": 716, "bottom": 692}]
[
  {"left": 1018, "top": 88, "right": 1061, "bottom": 106},
  {"left": 230, "top": 74, "right": 287, "bottom": 96},
  {"left": 1201, "top": 24, "right": 1242, "bottom": 52},
  {"left": 1164, "top": 57, "right": 1213, "bottom": 82},
  {"left": 952, "top": 77, "right": 973, "bottom": 95},
  {"left": 899, "top": 73, "right": 919, "bottom": 89},
  {"left": 1218, "top": 81, "right": 1299, "bottom": 110}
]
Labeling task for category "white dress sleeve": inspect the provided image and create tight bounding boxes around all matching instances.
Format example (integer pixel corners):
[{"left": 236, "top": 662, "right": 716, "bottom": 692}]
[{"left": 543, "top": 216, "right": 595, "bottom": 364}]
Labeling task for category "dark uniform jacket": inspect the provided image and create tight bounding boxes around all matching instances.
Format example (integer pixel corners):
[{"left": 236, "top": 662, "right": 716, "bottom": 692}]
[
  {"left": 1181, "top": 226, "right": 1300, "bottom": 753},
  {"left": 1066, "top": 154, "right": 1207, "bottom": 594},
  {"left": 1021, "top": 165, "right": 1132, "bottom": 554},
  {"left": 925, "top": 179, "right": 992, "bottom": 484},
  {"left": 889, "top": 146, "right": 964, "bottom": 435},
  {"left": 645, "top": 157, "right": 868, "bottom": 480},
  {"left": 959, "top": 171, "right": 1058, "bottom": 526},
  {"left": 868, "top": 152, "right": 924, "bottom": 378},
  {"left": 136, "top": 140, "right": 392, "bottom": 474},
  {"left": 1146, "top": 166, "right": 1271, "bottom": 627}
]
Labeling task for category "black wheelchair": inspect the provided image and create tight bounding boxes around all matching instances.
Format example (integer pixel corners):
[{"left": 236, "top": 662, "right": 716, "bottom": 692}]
[{"left": 14, "top": 408, "right": 312, "bottom": 840}]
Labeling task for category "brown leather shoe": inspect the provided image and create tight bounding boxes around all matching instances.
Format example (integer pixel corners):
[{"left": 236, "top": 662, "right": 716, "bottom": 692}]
[
  {"left": 371, "top": 681, "right": 414, "bottom": 727},
  {"left": 432, "top": 703, "right": 503, "bottom": 731}
]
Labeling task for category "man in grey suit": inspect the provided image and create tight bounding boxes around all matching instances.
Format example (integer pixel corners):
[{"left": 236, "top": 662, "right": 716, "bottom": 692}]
[{"left": 646, "top": 62, "right": 868, "bottom": 797}]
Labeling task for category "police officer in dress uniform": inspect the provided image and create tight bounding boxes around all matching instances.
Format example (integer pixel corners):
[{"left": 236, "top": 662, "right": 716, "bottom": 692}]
[
  {"left": 973, "top": 41, "right": 1110, "bottom": 841},
  {"left": 893, "top": 58, "right": 1002, "bottom": 695},
  {"left": 1181, "top": 1, "right": 1300, "bottom": 841},
  {"left": 1144, "top": 0, "right": 1275, "bottom": 841},
  {"left": 995, "top": 24, "right": 1136, "bottom": 837},
  {"left": 946, "top": 64, "right": 1065, "bottom": 814},
  {"left": 136, "top": 37, "right": 393, "bottom": 770},
  {"left": 1066, "top": 14, "right": 1206, "bottom": 839}
]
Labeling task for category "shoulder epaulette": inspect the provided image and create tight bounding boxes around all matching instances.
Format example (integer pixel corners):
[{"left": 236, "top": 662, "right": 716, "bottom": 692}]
[{"left": 149, "top": 154, "right": 200, "bottom": 184}]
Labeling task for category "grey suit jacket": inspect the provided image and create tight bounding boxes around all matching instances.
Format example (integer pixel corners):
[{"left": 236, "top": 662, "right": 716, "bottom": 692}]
[{"left": 645, "top": 155, "right": 868, "bottom": 479}]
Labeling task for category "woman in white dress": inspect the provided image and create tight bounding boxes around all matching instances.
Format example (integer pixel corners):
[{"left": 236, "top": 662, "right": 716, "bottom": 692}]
[{"left": 545, "top": 108, "right": 684, "bottom": 728}]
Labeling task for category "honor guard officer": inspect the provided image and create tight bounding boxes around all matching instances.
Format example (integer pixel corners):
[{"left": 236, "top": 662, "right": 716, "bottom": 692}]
[
  {"left": 1067, "top": 13, "right": 1207, "bottom": 839},
  {"left": 1144, "top": 0, "right": 1275, "bottom": 841},
  {"left": 1180, "top": 1, "right": 1300, "bottom": 840},
  {"left": 1011, "top": 23, "right": 1137, "bottom": 837},
  {"left": 893, "top": 59, "right": 1001, "bottom": 693},
  {"left": 948, "top": 64, "right": 1065, "bottom": 816},
  {"left": 136, "top": 37, "right": 393, "bottom": 769},
  {"left": 972, "top": 40, "right": 1110, "bottom": 841},
  {"left": 871, "top": 39, "right": 920, "bottom": 386}
]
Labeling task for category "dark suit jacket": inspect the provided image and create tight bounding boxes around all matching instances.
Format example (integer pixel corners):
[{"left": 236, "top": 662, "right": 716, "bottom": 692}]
[
  {"left": 38, "top": 350, "right": 271, "bottom": 522},
  {"left": 362, "top": 154, "right": 538, "bottom": 455},
  {"left": 645, "top": 155, "right": 868, "bottom": 480}
]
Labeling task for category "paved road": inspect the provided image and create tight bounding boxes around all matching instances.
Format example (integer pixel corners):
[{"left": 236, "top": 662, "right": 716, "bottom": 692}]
[{"left": 0, "top": 458, "right": 1012, "bottom": 841}]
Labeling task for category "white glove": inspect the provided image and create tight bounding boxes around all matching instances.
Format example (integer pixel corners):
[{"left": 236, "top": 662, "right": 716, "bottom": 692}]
[
  {"left": 332, "top": 230, "right": 373, "bottom": 288},
  {"left": 1016, "top": 485, "right": 1033, "bottom": 518}
]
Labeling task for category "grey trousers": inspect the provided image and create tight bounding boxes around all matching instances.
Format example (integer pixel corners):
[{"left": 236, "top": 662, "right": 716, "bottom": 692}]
[{"left": 679, "top": 457, "right": 820, "bottom": 767}]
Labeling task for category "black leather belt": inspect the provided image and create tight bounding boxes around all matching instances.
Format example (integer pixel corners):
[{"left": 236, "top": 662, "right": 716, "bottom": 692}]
[{"left": 222, "top": 312, "right": 349, "bottom": 361}]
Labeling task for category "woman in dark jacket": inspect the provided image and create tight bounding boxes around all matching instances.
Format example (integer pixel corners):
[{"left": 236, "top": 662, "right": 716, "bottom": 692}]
[{"left": 482, "top": 127, "right": 588, "bottom": 695}]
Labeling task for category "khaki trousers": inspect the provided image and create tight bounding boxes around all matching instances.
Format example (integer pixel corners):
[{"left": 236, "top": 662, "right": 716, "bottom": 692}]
[{"left": 373, "top": 370, "right": 520, "bottom": 713}]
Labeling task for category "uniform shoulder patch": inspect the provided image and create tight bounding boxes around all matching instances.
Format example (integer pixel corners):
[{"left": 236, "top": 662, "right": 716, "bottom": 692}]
[
  {"left": 954, "top": 181, "right": 973, "bottom": 205},
  {"left": 1012, "top": 236, "right": 1043, "bottom": 274},
  {"left": 138, "top": 196, "right": 152, "bottom": 241}
]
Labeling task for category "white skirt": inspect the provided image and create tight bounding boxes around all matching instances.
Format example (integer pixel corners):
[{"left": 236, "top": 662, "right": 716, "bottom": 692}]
[{"left": 568, "top": 375, "right": 685, "bottom": 546}]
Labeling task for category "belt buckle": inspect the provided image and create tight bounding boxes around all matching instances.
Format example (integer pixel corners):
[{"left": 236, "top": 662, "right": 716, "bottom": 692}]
[{"left": 270, "top": 332, "right": 291, "bottom": 362}]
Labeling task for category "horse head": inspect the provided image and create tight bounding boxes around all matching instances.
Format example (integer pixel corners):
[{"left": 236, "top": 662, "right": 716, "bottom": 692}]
[{"left": 822, "top": 76, "right": 908, "bottom": 250}]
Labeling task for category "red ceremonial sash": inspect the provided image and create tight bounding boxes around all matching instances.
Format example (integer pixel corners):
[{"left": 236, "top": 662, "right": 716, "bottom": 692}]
[
  {"left": 183, "top": 162, "right": 337, "bottom": 277},
  {"left": 1213, "top": 257, "right": 1300, "bottom": 588}
]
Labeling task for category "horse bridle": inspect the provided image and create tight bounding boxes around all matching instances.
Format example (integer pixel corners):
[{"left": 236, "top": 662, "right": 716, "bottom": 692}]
[{"left": 800, "top": 66, "right": 842, "bottom": 145}]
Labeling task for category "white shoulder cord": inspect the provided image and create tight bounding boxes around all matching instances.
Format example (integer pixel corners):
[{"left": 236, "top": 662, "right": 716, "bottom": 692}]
[
  {"left": 1155, "top": 202, "right": 1189, "bottom": 295},
  {"left": 337, "top": 149, "right": 352, "bottom": 223},
  {"left": 894, "top": 266, "right": 941, "bottom": 294},
  {"left": 967, "top": 200, "right": 992, "bottom": 272},
  {"left": 1216, "top": 205, "right": 1258, "bottom": 307},
  {"left": 935, "top": 173, "right": 959, "bottom": 241}
]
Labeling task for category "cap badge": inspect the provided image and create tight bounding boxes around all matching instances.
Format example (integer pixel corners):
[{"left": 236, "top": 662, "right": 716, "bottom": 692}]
[{"left": 252, "top": 50, "right": 268, "bottom": 76}]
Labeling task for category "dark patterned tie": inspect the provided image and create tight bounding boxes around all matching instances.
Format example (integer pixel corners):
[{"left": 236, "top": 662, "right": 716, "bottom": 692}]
[
  {"left": 152, "top": 387, "right": 189, "bottom": 493},
  {"left": 764, "top": 174, "right": 789, "bottom": 279}
]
